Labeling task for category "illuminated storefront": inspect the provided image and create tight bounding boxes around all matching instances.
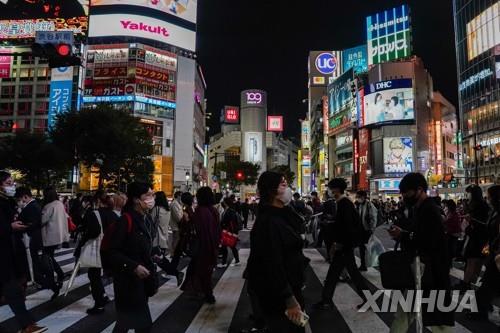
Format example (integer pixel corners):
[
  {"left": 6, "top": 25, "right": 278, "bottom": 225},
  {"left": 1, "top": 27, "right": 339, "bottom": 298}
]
[{"left": 454, "top": 0, "right": 500, "bottom": 184}]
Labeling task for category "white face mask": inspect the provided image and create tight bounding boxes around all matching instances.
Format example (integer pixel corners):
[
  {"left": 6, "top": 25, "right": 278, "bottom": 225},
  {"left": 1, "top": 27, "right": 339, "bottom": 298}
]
[
  {"left": 3, "top": 185, "right": 16, "bottom": 197},
  {"left": 278, "top": 187, "right": 293, "bottom": 206},
  {"left": 144, "top": 198, "right": 155, "bottom": 210}
]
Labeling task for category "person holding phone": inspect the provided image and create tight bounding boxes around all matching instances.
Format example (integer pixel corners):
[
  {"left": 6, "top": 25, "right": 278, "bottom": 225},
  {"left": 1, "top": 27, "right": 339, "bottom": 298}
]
[{"left": 247, "top": 171, "right": 310, "bottom": 332}]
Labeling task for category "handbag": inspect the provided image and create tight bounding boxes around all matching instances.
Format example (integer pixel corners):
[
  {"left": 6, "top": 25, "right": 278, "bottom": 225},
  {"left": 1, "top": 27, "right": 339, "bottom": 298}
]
[
  {"left": 379, "top": 247, "right": 414, "bottom": 290},
  {"left": 68, "top": 216, "right": 77, "bottom": 233},
  {"left": 79, "top": 211, "right": 103, "bottom": 268},
  {"left": 221, "top": 229, "right": 238, "bottom": 248}
]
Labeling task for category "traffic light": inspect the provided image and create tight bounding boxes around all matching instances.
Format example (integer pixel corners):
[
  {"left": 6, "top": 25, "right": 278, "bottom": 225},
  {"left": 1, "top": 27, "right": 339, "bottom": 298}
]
[
  {"left": 31, "top": 43, "right": 81, "bottom": 68},
  {"left": 235, "top": 171, "right": 244, "bottom": 181}
]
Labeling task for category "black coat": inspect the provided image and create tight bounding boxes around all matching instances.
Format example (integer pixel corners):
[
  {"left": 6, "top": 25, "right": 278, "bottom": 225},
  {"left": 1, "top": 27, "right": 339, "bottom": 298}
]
[
  {"left": 0, "top": 194, "right": 29, "bottom": 283},
  {"left": 247, "top": 205, "right": 309, "bottom": 314},
  {"left": 105, "top": 209, "right": 154, "bottom": 330},
  {"left": 400, "top": 197, "right": 454, "bottom": 327},
  {"left": 18, "top": 200, "right": 43, "bottom": 251},
  {"left": 464, "top": 200, "right": 490, "bottom": 258},
  {"left": 331, "top": 197, "right": 359, "bottom": 248}
]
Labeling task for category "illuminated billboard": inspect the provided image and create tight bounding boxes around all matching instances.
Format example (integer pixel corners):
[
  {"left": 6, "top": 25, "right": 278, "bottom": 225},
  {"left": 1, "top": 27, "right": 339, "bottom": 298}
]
[
  {"left": 362, "top": 79, "right": 414, "bottom": 127},
  {"left": 267, "top": 116, "right": 283, "bottom": 132},
  {"left": 342, "top": 45, "right": 368, "bottom": 74},
  {"left": 366, "top": 5, "right": 412, "bottom": 65},
  {"left": 308, "top": 51, "right": 342, "bottom": 87},
  {"left": 0, "top": 0, "right": 89, "bottom": 38},
  {"left": 383, "top": 137, "right": 413, "bottom": 174},
  {"left": 224, "top": 106, "right": 239, "bottom": 124},
  {"left": 241, "top": 90, "right": 267, "bottom": 109},
  {"left": 88, "top": 13, "right": 196, "bottom": 51},
  {"left": 466, "top": 2, "right": 500, "bottom": 61},
  {"left": 328, "top": 68, "right": 354, "bottom": 116},
  {"left": 90, "top": 0, "right": 198, "bottom": 24},
  {"left": 244, "top": 132, "right": 263, "bottom": 163}
]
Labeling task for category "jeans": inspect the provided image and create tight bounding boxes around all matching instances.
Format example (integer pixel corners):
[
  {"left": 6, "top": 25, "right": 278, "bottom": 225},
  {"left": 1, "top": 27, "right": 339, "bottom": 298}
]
[
  {"left": 43, "top": 245, "right": 64, "bottom": 282},
  {"left": 322, "top": 248, "right": 368, "bottom": 303},
  {"left": 390, "top": 303, "right": 452, "bottom": 333},
  {"left": 88, "top": 268, "right": 106, "bottom": 306},
  {"left": 2, "top": 279, "right": 34, "bottom": 330},
  {"left": 220, "top": 245, "right": 239, "bottom": 265}
]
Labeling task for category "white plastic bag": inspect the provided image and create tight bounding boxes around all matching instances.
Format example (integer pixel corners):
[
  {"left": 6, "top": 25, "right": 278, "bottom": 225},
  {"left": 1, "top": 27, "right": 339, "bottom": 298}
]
[
  {"left": 365, "top": 234, "right": 386, "bottom": 268},
  {"left": 79, "top": 211, "right": 103, "bottom": 268}
]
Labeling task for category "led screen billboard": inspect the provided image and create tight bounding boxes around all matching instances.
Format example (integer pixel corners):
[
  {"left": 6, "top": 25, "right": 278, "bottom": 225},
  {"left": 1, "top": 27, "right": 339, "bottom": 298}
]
[
  {"left": 0, "top": 0, "right": 88, "bottom": 38},
  {"left": 383, "top": 137, "right": 413, "bottom": 174},
  {"left": 362, "top": 79, "right": 414, "bottom": 126},
  {"left": 328, "top": 68, "right": 354, "bottom": 116},
  {"left": 88, "top": 13, "right": 196, "bottom": 51},
  {"left": 366, "top": 5, "right": 412, "bottom": 65},
  {"left": 466, "top": 1, "right": 500, "bottom": 61},
  {"left": 90, "top": 0, "right": 197, "bottom": 24},
  {"left": 342, "top": 45, "right": 368, "bottom": 74}
]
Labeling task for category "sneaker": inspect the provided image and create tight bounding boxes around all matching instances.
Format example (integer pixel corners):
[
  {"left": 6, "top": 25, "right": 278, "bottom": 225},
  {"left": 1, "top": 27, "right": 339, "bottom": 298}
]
[
  {"left": 313, "top": 300, "right": 334, "bottom": 310},
  {"left": 204, "top": 294, "right": 216, "bottom": 304},
  {"left": 20, "top": 324, "right": 47, "bottom": 333},
  {"left": 231, "top": 261, "right": 241, "bottom": 267},
  {"left": 86, "top": 306, "right": 105, "bottom": 315},
  {"left": 217, "top": 263, "right": 227, "bottom": 268},
  {"left": 176, "top": 271, "right": 185, "bottom": 287}
]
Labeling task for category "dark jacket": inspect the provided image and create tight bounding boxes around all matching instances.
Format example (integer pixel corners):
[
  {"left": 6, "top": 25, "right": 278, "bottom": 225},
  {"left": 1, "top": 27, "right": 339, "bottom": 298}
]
[
  {"left": 464, "top": 200, "right": 490, "bottom": 258},
  {"left": 79, "top": 207, "right": 119, "bottom": 248},
  {"left": 247, "top": 205, "right": 309, "bottom": 314},
  {"left": 221, "top": 207, "right": 239, "bottom": 233},
  {"left": 331, "top": 196, "right": 359, "bottom": 248},
  {"left": 0, "top": 194, "right": 29, "bottom": 283},
  {"left": 104, "top": 209, "right": 154, "bottom": 329},
  {"left": 399, "top": 197, "right": 454, "bottom": 327},
  {"left": 18, "top": 199, "right": 43, "bottom": 250},
  {"left": 320, "top": 199, "right": 336, "bottom": 224}
]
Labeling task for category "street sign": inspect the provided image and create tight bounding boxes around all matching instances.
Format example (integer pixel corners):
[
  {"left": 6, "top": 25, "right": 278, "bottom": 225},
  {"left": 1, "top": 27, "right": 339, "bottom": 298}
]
[{"left": 35, "top": 31, "right": 74, "bottom": 46}]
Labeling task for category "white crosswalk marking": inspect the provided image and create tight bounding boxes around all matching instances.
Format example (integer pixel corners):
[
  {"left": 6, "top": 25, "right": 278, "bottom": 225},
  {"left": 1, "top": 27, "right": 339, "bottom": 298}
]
[{"left": 305, "top": 248, "right": 390, "bottom": 333}]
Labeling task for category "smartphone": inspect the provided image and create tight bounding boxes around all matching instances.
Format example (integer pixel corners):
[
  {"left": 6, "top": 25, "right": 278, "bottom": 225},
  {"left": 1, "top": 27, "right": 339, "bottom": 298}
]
[{"left": 285, "top": 310, "right": 310, "bottom": 327}]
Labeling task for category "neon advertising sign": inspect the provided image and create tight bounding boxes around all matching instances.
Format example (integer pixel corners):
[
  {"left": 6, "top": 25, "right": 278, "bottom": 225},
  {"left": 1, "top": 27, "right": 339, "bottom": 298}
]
[{"left": 246, "top": 92, "right": 263, "bottom": 105}]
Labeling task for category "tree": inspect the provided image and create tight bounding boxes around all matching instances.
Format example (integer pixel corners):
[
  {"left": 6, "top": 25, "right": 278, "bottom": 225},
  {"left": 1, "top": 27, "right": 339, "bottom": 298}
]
[
  {"left": 50, "top": 105, "right": 154, "bottom": 190},
  {"left": 214, "top": 160, "right": 260, "bottom": 190},
  {"left": 270, "top": 165, "right": 296, "bottom": 187},
  {"left": 0, "top": 132, "right": 69, "bottom": 192}
]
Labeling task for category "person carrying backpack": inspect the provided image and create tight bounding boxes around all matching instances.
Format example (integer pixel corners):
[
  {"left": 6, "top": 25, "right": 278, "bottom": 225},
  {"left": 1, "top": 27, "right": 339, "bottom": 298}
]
[{"left": 314, "top": 178, "right": 368, "bottom": 310}]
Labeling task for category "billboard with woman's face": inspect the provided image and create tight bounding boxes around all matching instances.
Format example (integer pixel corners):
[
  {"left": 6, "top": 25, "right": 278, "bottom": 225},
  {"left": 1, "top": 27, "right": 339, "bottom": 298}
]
[{"left": 362, "top": 79, "right": 414, "bottom": 127}]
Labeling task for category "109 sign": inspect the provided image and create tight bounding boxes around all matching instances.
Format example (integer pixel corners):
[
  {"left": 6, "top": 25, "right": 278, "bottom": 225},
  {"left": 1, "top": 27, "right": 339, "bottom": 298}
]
[
  {"left": 315, "top": 53, "right": 337, "bottom": 75},
  {"left": 246, "top": 92, "right": 263, "bottom": 105}
]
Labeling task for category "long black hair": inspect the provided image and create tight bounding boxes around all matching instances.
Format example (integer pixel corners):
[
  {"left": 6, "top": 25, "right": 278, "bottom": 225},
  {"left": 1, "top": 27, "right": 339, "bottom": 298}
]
[
  {"left": 154, "top": 191, "right": 170, "bottom": 211},
  {"left": 123, "top": 182, "right": 151, "bottom": 212},
  {"left": 43, "top": 187, "right": 59, "bottom": 206},
  {"left": 257, "top": 171, "right": 284, "bottom": 207}
]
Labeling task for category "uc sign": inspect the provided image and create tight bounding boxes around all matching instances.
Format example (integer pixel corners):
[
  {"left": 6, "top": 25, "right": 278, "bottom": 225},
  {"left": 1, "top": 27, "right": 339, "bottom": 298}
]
[{"left": 315, "top": 53, "right": 337, "bottom": 75}]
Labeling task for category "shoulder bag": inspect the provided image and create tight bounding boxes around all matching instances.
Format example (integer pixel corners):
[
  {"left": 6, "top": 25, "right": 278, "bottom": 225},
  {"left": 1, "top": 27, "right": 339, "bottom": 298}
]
[{"left": 79, "top": 210, "right": 103, "bottom": 268}]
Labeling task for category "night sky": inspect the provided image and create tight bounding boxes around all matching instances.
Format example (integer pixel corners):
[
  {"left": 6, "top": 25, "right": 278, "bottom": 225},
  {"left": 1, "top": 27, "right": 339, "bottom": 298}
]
[{"left": 197, "top": 0, "right": 457, "bottom": 140}]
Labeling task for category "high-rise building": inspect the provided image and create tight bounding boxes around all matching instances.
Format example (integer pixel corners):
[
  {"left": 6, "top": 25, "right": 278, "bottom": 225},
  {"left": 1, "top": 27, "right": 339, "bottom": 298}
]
[{"left": 453, "top": 0, "right": 500, "bottom": 185}]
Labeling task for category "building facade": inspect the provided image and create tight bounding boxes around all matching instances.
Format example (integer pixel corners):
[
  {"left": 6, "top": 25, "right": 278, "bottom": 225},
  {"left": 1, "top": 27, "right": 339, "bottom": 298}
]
[{"left": 453, "top": 0, "right": 500, "bottom": 185}]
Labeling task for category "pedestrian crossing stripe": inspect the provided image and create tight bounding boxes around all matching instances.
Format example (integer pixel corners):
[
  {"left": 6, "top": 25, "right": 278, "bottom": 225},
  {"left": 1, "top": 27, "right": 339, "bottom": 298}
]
[{"left": 0, "top": 247, "right": 498, "bottom": 333}]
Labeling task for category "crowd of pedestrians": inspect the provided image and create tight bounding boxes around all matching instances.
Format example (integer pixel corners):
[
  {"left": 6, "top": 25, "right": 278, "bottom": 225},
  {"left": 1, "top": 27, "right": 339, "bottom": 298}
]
[{"left": 1, "top": 167, "right": 499, "bottom": 333}]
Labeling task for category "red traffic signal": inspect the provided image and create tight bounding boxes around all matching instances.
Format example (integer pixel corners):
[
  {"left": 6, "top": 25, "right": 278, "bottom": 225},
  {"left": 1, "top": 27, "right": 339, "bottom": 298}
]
[
  {"left": 235, "top": 171, "right": 244, "bottom": 181},
  {"left": 56, "top": 43, "right": 71, "bottom": 56}
]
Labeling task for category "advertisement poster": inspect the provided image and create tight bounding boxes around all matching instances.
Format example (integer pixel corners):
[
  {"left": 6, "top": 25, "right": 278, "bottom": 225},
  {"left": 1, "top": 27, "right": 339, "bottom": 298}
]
[
  {"left": 328, "top": 68, "right": 354, "bottom": 116},
  {"left": 358, "top": 128, "right": 370, "bottom": 190},
  {"left": 301, "top": 120, "right": 310, "bottom": 149},
  {"left": 267, "top": 116, "right": 283, "bottom": 132},
  {"left": 244, "top": 132, "right": 262, "bottom": 163},
  {"left": 90, "top": 0, "right": 198, "bottom": 24},
  {"left": 0, "top": 53, "right": 11, "bottom": 78},
  {"left": 88, "top": 14, "right": 196, "bottom": 51},
  {"left": 383, "top": 137, "right": 413, "bottom": 174},
  {"left": 466, "top": 2, "right": 500, "bottom": 61},
  {"left": 364, "top": 79, "right": 414, "bottom": 126},
  {"left": 48, "top": 67, "right": 74, "bottom": 127},
  {"left": 366, "top": 4, "right": 412, "bottom": 65},
  {"left": 342, "top": 45, "right": 368, "bottom": 74},
  {"left": 0, "top": 0, "right": 88, "bottom": 38}
]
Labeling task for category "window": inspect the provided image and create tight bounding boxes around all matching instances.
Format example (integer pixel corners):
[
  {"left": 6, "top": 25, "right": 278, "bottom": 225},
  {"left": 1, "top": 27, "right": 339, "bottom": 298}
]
[
  {"left": 0, "top": 103, "right": 14, "bottom": 115},
  {"left": 17, "top": 102, "right": 31, "bottom": 115},
  {"left": 35, "top": 102, "right": 48, "bottom": 115},
  {"left": 21, "top": 57, "right": 33, "bottom": 65},
  {"left": 19, "top": 68, "right": 31, "bottom": 78},
  {"left": 1, "top": 86, "right": 15, "bottom": 98},
  {"left": 36, "top": 85, "right": 48, "bottom": 98},
  {"left": 19, "top": 85, "right": 32, "bottom": 98},
  {"left": 37, "top": 68, "right": 48, "bottom": 77},
  {"left": 34, "top": 119, "right": 47, "bottom": 132},
  {"left": 14, "top": 119, "right": 31, "bottom": 132}
]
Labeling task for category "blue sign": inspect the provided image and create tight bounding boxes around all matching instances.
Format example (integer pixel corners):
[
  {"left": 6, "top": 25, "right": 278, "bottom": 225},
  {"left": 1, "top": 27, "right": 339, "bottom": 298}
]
[
  {"left": 342, "top": 45, "right": 368, "bottom": 74},
  {"left": 82, "top": 95, "right": 176, "bottom": 109},
  {"left": 48, "top": 80, "right": 72, "bottom": 127},
  {"left": 365, "top": 78, "right": 413, "bottom": 94},
  {"left": 315, "top": 52, "right": 337, "bottom": 75},
  {"left": 35, "top": 31, "right": 74, "bottom": 45}
]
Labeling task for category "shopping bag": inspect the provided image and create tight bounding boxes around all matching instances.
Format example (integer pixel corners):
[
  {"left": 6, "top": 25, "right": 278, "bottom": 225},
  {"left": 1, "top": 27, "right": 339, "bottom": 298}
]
[
  {"left": 221, "top": 230, "right": 238, "bottom": 248},
  {"left": 79, "top": 211, "right": 103, "bottom": 268},
  {"left": 365, "top": 235, "right": 386, "bottom": 268}
]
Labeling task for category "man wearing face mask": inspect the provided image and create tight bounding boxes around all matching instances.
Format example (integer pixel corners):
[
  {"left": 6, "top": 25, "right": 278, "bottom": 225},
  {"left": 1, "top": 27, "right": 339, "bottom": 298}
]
[
  {"left": 314, "top": 178, "right": 368, "bottom": 310},
  {"left": 388, "top": 173, "right": 454, "bottom": 332},
  {"left": 15, "top": 187, "right": 44, "bottom": 287},
  {"left": 169, "top": 191, "right": 183, "bottom": 254}
]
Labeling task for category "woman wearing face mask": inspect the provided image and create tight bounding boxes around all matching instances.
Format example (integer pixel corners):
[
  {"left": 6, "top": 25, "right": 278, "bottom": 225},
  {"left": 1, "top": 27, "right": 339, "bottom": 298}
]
[
  {"left": 104, "top": 182, "right": 157, "bottom": 333},
  {"left": 459, "top": 185, "right": 490, "bottom": 291},
  {"left": 218, "top": 197, "right": 241, "bottom": 268},
  {"left": 442, "top": 200, "right": 462, "bottom": 268},
  {"left": 247, "top": 171, "right": 309, "bottom": 332}
]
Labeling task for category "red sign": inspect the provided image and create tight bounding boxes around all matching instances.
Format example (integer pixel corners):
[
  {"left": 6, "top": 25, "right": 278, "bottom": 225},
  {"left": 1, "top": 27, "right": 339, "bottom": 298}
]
[
  {"left": 224, "top": 106, "right": 239, "bottom": 124},
  {"left": 358, "top": 87, "right": 365, "bottom": 127},
  {"left": 358, "top": 128, "right": 370, "bottom": 190},
  {"left": 0, "top": 54, "right": 11, "bottom": 78},
  {"left": 322, "top": 95, "right": 329, "bottom": 134},
  {"left": 267, "top": 116, "right": 284, "bottom": 132}
]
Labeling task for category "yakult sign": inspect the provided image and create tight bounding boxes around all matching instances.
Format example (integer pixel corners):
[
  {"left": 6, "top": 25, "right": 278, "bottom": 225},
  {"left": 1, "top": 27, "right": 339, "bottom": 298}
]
[
  {"left": 241, "top": 90, "right": 267, "bottom": 108},
  {"left": 89, "top": 14, "right": 196, "bottom": 51}
]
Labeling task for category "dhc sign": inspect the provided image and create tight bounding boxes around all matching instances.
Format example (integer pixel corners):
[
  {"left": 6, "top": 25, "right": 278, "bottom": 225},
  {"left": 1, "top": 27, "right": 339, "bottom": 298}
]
[{"left": 315, "top": 53, "right": 337, "bottom": 75}]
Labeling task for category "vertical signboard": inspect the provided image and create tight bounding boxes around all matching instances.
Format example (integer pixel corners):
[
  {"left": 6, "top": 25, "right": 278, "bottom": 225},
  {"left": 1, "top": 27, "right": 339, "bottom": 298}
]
[
  {"left": 301, "top": 120, "right": 310, "bottom": 149},
  {"left": 358, "top": 128, "right": 370, "bottom": 190},
  {"left": 244, "top": 132, "right": 263, "bottom": 163},
  {"left": 0, "top": 53, "right": 11, "bottom": 78},
  {"left": 48, "top": 67, "right": 74, "bottom": 127},
  {"left": 366, "top": 5, "right": 412, "bottom": 65}
]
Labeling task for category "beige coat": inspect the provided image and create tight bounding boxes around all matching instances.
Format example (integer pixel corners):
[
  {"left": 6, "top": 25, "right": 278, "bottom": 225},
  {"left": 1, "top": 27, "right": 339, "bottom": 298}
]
[{"left": 41, "top": 200, "right": 69, "bottom": 247}]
